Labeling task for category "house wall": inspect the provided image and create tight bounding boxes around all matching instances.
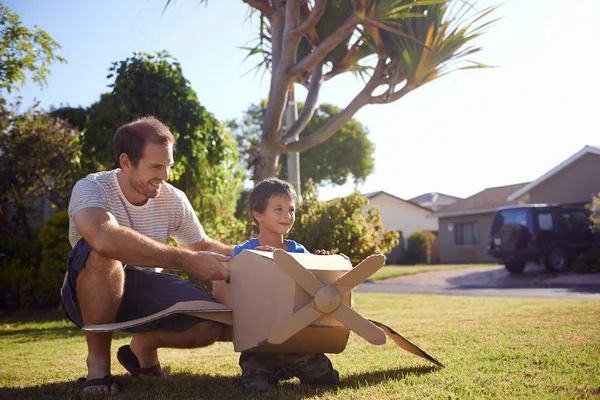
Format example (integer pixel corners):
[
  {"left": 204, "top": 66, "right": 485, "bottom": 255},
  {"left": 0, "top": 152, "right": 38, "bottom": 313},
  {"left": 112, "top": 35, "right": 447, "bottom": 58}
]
[
  {"left": 438, "top": 213, "right": 496, "bottom": 264},
  {"left": 527, "top": 153, "right": 600, "bottom": 205},
  {"left": 365, "top": 194, "right": 438, "bottom": 238},
  {"left": 365, "top": 194, "right": 438, "bottom": 264}
]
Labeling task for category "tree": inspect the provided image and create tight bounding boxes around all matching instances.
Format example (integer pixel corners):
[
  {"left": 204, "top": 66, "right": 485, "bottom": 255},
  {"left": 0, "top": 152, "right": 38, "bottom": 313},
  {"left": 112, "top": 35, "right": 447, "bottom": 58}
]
[
  {"left": 289, "top": 181, "right": 399, "bottom": 264},
  {"left": 0, "top": 3, "right": 66, "bottom": 93},
  {"left": 0, "top": 98, "right": 82, "bottom": 237},
  {"left": 590, "top": 193, "right": 600, "bottom": 233},
  {"left": 231, "top": 102, "right": 374, "bottom": 189},
  {"left": 169, "top": 0, "right": 498, "bottom": 182},
  {"left": 67, "top": 51, "right": 244, "bottom": 225}
]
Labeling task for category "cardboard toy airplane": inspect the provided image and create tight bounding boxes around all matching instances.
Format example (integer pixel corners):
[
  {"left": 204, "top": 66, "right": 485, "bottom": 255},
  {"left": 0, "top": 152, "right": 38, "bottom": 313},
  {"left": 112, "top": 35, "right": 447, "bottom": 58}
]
[{"left": 83, "top": 250, "right": 443, "bottom": 367}]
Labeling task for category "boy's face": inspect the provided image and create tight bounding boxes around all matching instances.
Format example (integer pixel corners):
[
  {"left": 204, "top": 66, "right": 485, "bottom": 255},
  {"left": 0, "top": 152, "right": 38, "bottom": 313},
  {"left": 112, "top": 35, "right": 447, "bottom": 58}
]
[{"left": 253, "top": 195, "right": 296, "bottom": 235}]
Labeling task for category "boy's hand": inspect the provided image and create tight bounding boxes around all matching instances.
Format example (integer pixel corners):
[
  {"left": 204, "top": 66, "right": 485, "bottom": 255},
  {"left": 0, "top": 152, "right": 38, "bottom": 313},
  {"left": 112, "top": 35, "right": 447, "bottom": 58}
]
[
  {"left": 254, "top": 245, "right": 277, "bottom": 252},
  {"left": 314, "top": 249, "right": 332, "bottom": 255}
]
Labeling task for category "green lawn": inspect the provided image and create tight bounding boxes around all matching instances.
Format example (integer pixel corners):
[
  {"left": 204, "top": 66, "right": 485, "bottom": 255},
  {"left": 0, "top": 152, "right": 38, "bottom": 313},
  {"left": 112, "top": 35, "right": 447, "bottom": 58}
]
[
  {"left": 369, "top": 264, "right": 498, "bottom": 281},
  {"left": 1, "top": 294, "right": 599, "bottom": 399}
]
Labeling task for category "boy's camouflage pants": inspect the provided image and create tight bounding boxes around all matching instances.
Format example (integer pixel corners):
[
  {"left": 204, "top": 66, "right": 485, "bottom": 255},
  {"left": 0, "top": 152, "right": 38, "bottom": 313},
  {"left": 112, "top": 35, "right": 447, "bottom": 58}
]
[{"left": 238, "top": 352, "right": 340, "bottom": 392}]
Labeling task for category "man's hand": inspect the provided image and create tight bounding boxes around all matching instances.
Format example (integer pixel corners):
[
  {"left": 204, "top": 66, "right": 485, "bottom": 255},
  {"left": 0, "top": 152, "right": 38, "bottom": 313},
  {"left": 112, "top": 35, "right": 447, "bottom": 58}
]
[{"left": 185, "top": 252, "right": 230, "bottom": 281}]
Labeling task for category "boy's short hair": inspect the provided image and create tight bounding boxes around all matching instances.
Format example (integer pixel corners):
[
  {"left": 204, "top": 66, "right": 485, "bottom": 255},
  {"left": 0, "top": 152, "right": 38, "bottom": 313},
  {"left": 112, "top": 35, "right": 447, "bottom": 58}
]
[{"left": 248, "top": 178, "right": 298, "bottom": 225}]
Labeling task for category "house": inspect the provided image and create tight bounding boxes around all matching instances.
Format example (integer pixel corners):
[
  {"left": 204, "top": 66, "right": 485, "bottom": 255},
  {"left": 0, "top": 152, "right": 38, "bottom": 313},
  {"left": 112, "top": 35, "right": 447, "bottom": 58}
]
[
  {"left": 409, "top": 192, "right": 461, "bottom": 212},
  {"left": 435, "top": 145, "right": 600, "bottom": 264},
  {"left": 363, "top": 191, "right": 439, "bottom": 263}
]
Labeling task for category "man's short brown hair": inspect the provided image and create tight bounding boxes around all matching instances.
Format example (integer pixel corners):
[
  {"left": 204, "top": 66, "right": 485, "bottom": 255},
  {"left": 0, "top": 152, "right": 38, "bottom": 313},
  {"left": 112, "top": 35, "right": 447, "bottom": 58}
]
[
  {"left": 114, "top": 116, "right": 176, "bottom": 167},
  {"left": 248, "top": 178, "right": 298, "bottom": 225}
]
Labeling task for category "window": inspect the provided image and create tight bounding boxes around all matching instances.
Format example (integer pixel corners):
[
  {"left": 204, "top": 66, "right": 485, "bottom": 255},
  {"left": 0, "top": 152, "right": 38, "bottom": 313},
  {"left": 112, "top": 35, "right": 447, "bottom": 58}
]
[
  {"left": 492, "top": 209, "right": 531, "bottom": 233},
  {"left": 570, "top": 211, "right": 591, "bottom": 232},
  {"left": 537, "top": 212, "right": 554, "bottom": 231},
  {"left": 555, "top": 212, "right": 571, "bottom": 233},
  {"left": 455, "top": 222, "right": 477, "bottom": 245}
]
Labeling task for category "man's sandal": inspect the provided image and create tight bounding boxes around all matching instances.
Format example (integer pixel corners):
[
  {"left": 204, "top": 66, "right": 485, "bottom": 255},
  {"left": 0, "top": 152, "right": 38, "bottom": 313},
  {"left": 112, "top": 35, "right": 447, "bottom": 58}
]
[
  {"left": 77, "top": 375, "right": 119, "bottom": 393},
  {"left": 117, "top": 345, "right": 164, "bottom": 377}
]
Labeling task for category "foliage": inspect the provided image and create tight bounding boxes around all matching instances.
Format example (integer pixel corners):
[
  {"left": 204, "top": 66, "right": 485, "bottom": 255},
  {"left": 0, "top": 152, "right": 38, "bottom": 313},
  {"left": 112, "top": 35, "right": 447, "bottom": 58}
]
[
  {"left": 0, "top": 211, "right": 69, "bottom": 308},
  {"left": 35, "top": 210, "right": 70, "bottom": 306},
  {"left": 73, "top": 51, "right": 245, "bottom": 222},
  {"left": 590, "top": 193, "right": 600, "bottom": 233},
  {"left": 289, "top": 181, "right": 399, "bottom": 264},
  {"left": 404, "top": 230, "right": 436, "bottom": 264},
  {"left": 49, "top": 105, "right": 88, "bottom": 130},
  {"left": 0, "top": 235, "right": 41, "bottom": 308},
  {"left": 0, "top": 97, "right": 82, "bottom": 237},
  {"left": 0, "top": 3, "right": 66, "bottom": 93},
  {"left": 230, "top": 102, "right": 374, "bottom": 190},
  {"left": 570, "top": 247, "right": 600, "bottom": 274},
  {"left": 172, "top": 1, "right": 499, "bottom": 181}
]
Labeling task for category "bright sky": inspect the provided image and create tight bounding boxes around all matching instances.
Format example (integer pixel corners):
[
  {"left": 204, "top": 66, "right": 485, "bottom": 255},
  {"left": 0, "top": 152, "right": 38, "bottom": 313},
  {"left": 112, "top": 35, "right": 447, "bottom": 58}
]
[{"left": 6, "top": 0, "right": 600, "bottom": 202}]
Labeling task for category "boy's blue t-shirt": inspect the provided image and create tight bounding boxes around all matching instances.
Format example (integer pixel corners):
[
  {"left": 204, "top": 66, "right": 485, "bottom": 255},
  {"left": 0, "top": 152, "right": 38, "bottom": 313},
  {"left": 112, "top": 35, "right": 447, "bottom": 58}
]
[{"left": 231, "top": 238, "right": 310, "bottom": 258}]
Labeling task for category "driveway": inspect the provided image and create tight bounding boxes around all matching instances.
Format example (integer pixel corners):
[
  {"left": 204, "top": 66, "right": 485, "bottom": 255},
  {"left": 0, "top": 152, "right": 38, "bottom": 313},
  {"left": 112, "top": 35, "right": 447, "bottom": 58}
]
[{"left": 357, "top": 264, "right": 600, "bottom": 299}]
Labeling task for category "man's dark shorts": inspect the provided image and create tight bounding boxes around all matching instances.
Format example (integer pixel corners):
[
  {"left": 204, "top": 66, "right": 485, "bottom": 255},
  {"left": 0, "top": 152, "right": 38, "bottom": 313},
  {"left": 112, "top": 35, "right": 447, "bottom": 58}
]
[{"left": 61, "top": 239, "right": 218, "bottom": 333}]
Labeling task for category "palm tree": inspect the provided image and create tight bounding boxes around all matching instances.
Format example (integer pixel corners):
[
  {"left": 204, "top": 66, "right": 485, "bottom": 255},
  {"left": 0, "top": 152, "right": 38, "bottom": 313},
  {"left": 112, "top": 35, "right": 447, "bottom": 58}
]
[{"left": 169, "top": 0, "right": 499, "bottom": 182}]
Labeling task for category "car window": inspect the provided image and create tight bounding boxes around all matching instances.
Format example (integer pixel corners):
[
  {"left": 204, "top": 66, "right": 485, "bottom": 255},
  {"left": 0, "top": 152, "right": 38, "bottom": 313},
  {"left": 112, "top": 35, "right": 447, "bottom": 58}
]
[
  {"left": 538, "top": 212, "right": 554, "bottom": 231},
  {"left": 493, "top": 209, "right": 530, "bottom": 233},
  {"left": 570, "top": 211, "right": 591, "bottom": 232},
  {"left": 555, "top": 212, "right": 571, "bottom": 233}
]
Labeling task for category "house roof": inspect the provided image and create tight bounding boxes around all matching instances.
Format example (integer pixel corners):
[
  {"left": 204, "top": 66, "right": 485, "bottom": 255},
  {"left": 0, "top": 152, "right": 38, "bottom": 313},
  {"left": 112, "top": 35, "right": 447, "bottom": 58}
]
[
  {"left": 363, "top": 191, "right": 433, "bottom": 212},
  {"left": 409, "top": 192, "right": 462, "bottom": 204},
  {"left": 507, "top": 145, "right": 600, "bottom": 202},
  {"left": 434, "top": 182, "right": 530, "bottom": 218}
]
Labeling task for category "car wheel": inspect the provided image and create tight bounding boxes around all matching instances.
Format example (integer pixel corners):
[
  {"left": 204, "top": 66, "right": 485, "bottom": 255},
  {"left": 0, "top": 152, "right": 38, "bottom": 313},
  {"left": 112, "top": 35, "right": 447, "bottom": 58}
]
[
  {"left": 505, "top": 261, "right": 526, "bottom": 273},
  {"left": 545, "top": 246, "right": 569, "bottom": 272}
]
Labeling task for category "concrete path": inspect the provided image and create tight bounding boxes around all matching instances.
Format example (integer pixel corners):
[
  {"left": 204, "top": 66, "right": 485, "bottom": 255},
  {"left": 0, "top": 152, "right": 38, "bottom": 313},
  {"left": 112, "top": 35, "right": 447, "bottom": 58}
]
[{"left": 357, "top": 264, "right": 600, "bottom": 299}]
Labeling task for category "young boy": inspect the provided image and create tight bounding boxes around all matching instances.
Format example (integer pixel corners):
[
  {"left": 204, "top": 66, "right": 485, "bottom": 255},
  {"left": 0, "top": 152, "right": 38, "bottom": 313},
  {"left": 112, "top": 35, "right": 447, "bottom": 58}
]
[{"left": 232, "top": 178, "right": 340, "bottom": 392}]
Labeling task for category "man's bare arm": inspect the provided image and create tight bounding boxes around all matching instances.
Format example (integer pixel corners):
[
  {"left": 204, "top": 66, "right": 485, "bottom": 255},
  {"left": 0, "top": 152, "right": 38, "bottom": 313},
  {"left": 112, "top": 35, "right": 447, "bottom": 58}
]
[
  {"left": 182, "top": 236, "right": 235, "bottom": 255},
  {"left": 73, "top": 207, "right": 229, "bottom": 280}
]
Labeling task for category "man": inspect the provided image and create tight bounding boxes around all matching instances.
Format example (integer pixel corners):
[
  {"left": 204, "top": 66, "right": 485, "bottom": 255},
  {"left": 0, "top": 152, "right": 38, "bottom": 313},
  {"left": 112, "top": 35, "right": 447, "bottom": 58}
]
[{"left": 61, "top": 116, "right": 233, "bottom": 394}]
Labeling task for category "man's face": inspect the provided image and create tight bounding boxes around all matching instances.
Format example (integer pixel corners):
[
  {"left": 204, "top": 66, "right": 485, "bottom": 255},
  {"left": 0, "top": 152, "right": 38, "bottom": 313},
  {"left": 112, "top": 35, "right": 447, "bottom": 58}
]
[
  {"left": 128, "top": 143, "right": 174, "bottom": 200},
  {"left": 254, "top": 195, "right": 296, "bottom": 235}
]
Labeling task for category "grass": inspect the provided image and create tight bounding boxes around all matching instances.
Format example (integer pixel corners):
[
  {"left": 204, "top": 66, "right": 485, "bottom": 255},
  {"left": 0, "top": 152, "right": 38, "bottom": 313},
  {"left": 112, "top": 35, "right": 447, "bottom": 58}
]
[
  {"left": 1, "top": 293, "right": 599, "bottom": 399},
  {"left": 369, "top": 264, "right": 498, "bottom": 281}
]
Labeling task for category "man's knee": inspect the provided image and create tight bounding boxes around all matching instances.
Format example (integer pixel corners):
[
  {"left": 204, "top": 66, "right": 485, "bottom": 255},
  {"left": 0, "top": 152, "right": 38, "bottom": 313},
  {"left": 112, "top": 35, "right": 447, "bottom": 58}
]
[
  {"left": 76, "top": 249, "right": 124, "bottom": 305},
  {"left": 85, "top": 249, "right": 122, "bottom": 272}
]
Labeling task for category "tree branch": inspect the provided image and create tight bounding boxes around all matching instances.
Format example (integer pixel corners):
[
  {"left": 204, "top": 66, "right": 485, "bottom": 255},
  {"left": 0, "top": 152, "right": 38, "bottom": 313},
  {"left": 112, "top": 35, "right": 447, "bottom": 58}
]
[
  {"left": 284, "top": 57, "right": 384, "bottom": 152},
  {"left": 288, "top": 13, "right": 361, "bottom": 76},
  {"left": 369, "top": 84, "right": 410, "bottom": 104},
  {"left": 243, "top": 0, "right": 276, "bottom": 18},
  {"left": 284, "top": 88, "right": 370, "bottom": 153},
  {"left": 290, "top": 0, "right": 327, "bottom": 37},
  {"left": 279, "top": 63, "right": 323, "bottom": 143}
]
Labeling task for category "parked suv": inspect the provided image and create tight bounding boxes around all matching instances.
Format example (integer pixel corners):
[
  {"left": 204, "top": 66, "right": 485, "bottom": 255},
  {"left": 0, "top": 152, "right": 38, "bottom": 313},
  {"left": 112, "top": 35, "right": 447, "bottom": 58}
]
[{"left": 488, "top": 204, "right": 598, "bottom": 273}]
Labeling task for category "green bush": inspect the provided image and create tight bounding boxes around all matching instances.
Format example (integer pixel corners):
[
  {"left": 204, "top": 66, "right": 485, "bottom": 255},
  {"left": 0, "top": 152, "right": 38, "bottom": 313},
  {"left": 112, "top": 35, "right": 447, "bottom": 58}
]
[
  {"left": 0, "top": 235, "right": 41, "bottom": 308},
  {"left": 404, "top": 230, "right": 436, "bottom": 265},
  {"left": 0, "top": 211, "right": 71, "bottom": 308},
  {"left": 570, "top": 247, "right": 600, "bottom": 273},
  {"left": 289, "top": 182, "right": 399, "bottom": 264},
  {"left": 36, "top": 210, "right": 70, "bottom": 306},
  {"left": 590, "top": 193, "right": 600, "bottom": 233}
]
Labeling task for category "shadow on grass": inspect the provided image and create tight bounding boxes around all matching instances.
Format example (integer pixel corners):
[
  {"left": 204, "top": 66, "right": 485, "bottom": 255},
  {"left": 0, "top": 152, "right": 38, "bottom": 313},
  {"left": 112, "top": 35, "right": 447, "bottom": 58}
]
[
  {"left": 0, "top": 309, "right": 65, "bottom": 323},
  {"left": 0, "top": 366, "right": 438, "bottom": 400},
  {"left": 0, "top": 325, "right": 80, "bottom": 342}
]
